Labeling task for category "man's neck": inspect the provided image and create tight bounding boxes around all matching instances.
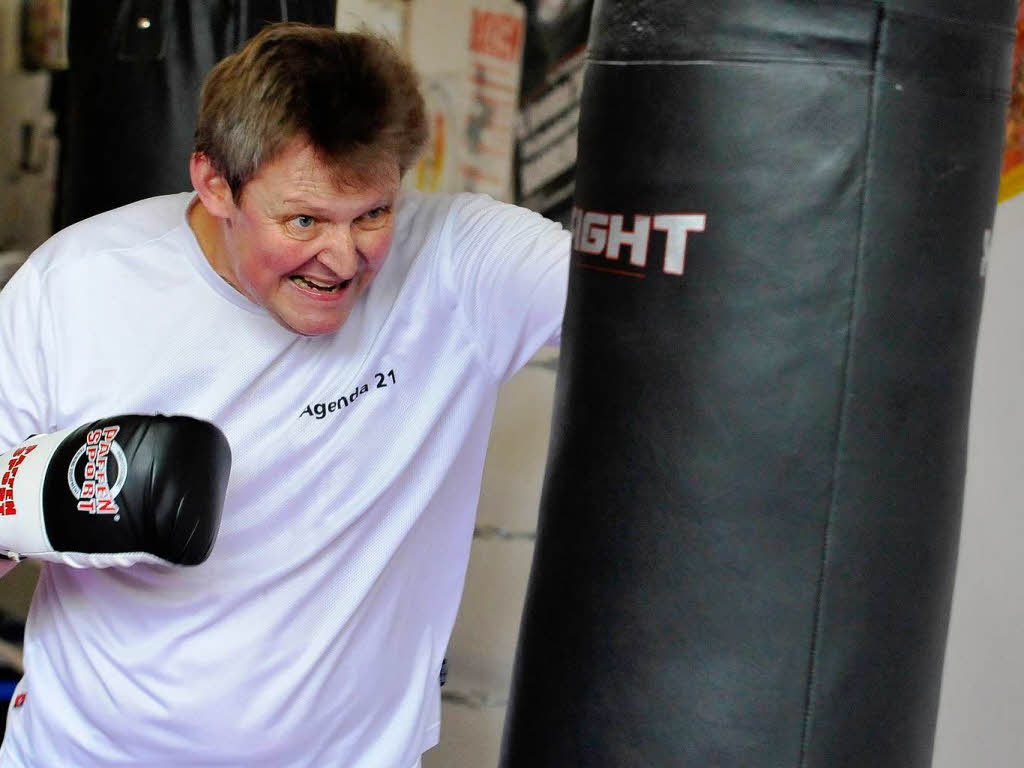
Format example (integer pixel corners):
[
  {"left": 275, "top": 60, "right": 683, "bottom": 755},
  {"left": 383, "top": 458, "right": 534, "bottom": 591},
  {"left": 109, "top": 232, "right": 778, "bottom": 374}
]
[
  {"left": 187, "top": 198, "right": 243, "bottom": 295},
  {"left": 187, "top": 197, "right": 220, "bottom": 265}
]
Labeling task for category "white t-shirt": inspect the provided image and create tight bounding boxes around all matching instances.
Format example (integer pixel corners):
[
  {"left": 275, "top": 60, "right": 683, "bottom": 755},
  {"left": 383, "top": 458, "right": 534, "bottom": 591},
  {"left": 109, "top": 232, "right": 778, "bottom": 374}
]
[{"left": 0, "top": 191, "right": 569, "bottom": 767}]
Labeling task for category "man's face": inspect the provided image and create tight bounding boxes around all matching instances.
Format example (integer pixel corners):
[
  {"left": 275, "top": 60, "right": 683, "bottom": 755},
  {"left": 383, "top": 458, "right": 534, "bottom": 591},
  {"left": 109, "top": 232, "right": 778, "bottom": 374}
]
[{"left": 210, "top": 138, "right": 399, "bottom": 336}]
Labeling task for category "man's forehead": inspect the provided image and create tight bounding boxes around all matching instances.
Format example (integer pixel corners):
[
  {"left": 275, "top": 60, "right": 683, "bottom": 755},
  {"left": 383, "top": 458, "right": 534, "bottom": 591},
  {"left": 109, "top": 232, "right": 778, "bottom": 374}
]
[
  {"left": 288, "top": 152, "right": 396, "bottom": 192},
  {"left": 255, "top": 159, "right": 397, "bottom": 212},
  {"left": 254, "top": 137, "right": 399, "bottom": 196},
  {"left": 279, "top": 176, "right": 398, "bottom": 208}
]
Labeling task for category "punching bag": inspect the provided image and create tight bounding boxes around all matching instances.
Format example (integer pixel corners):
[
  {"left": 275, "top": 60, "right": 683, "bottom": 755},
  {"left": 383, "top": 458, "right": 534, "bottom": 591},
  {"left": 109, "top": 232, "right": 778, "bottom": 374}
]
[
  {"left": 501, "top": 1, "right": 1016, "bottom": 766},
  {"left": 55, "top": 0, "right": 336, "bottom": 227}
]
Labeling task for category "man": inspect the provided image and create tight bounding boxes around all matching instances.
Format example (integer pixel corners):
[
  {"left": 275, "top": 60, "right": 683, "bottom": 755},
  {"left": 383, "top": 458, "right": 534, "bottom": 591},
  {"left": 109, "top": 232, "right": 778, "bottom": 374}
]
[{"left": 0, "top": 23, "right": 568, "bottom": 767}]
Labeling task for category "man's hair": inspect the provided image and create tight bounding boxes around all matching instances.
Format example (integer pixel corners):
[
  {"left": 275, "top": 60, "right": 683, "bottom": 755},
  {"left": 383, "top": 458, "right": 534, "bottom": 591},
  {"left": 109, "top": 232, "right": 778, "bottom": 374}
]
[{"left": 194, "top": 23, "right": 427, "bottom": 196}]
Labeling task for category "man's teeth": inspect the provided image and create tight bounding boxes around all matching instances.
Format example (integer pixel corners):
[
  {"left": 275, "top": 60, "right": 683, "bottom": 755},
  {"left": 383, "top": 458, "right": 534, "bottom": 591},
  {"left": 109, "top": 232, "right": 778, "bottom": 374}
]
[{"left": 291, "top": 276, "right": 345, "bottom": 292}]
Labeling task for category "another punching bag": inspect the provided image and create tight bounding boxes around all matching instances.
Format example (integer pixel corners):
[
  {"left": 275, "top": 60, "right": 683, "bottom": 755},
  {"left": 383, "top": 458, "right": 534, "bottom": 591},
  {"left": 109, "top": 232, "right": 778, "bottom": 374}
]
[
  {"left": 501, "top": 1, "right": 1016, "bottom": 766},
  {"left": 55, "top": 0, "right": 336, "bottom": 227}
]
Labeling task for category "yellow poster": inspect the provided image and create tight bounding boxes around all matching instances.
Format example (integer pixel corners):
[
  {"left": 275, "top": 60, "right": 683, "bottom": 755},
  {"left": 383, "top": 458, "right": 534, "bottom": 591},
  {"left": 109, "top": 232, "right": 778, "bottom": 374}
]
[{"left": 999, "top": 0, "right": 1024, "bottom": 201}]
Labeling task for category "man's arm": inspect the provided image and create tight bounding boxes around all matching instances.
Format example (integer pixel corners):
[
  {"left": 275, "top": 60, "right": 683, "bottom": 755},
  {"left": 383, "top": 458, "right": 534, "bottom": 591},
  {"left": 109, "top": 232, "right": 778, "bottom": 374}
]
[{"left": 443, "top": 194, "right": 571, "bottom": 382}]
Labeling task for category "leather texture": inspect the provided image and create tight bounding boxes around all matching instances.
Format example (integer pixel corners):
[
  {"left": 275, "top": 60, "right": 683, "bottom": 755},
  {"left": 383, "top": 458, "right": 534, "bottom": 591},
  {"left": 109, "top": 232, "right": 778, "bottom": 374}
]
[
  {"left": 42, "top": 415, "right": 231, "bottom": 566},
  {"left": 502, "top": 1, "right": 1016, "bottom": 766}
]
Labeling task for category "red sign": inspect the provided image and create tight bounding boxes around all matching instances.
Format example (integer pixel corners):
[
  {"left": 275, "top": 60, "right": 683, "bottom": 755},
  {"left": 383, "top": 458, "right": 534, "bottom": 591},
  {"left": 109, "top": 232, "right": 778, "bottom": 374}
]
[{"left": 470, "top": 9, "right": 523, "bottom": 61}]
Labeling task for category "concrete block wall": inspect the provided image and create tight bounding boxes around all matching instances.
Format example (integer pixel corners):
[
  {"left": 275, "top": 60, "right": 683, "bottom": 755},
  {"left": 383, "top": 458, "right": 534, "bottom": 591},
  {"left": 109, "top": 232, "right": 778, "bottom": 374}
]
[
  {"left": 0, "top": 0, "right": 58, "bottom": 256},
  {"left": 424, "top": 347, "right": 558, "bottom": 767},
  {"left": 0, "top": 562, "right": 38, "bottom": 624}
]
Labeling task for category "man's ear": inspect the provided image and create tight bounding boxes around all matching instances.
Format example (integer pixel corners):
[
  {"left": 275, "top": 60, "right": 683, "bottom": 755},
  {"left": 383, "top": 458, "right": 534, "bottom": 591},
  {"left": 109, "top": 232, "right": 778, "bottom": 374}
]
[{"left": 190, "top": 152, "right": 235, "bottom": 219}]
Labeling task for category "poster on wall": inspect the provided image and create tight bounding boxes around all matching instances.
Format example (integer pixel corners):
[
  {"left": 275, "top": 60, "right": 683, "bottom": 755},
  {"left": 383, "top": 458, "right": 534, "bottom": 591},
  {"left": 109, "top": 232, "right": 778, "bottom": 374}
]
[
  {"left": 514, "top": 0, "right": 592, "bottom": 225},
  {"left": 406, "top": 0, "right": 525, "bottom": 201},
  {"left": 20, "top": 0, "right": 69, "bottom": 70},
  {"left": 999, "top": 0, "right": 1024, "bottom": 201}
]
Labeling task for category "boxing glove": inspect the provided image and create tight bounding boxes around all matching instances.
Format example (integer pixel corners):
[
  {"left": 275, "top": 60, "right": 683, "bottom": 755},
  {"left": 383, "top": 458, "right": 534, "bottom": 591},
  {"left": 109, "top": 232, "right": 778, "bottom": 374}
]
[{"left": 0, "top": 414, "right": 231, "bottom": 568}]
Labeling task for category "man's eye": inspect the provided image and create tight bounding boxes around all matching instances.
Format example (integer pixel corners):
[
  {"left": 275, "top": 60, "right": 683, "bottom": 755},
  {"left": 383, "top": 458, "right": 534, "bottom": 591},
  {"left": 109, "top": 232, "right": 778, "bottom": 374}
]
[
  {"left": 291, "top": 215, "right": 316, "bottom": 228},
  {"left": 362, "top": 207, "right": 389, "bottom": 221}
]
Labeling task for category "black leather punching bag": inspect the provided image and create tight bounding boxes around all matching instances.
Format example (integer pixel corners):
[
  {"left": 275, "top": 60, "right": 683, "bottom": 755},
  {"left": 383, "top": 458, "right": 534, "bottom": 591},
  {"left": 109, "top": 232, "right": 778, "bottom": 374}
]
[{"left": 501, "top": 2, "right": 1016, "bottom": 766}]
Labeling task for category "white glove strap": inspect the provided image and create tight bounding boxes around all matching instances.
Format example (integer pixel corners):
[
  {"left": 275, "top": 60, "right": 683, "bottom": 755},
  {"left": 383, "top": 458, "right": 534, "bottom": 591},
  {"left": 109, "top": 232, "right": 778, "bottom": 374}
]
[
  {"left": 46, "top": 551, "right": 170, "bottom": 568},
  {"left": 0, "top": 426, "right": 76, "bottom": 561},
  {"left": 0, "top": 427, "right": 170, "bottom": 568}
]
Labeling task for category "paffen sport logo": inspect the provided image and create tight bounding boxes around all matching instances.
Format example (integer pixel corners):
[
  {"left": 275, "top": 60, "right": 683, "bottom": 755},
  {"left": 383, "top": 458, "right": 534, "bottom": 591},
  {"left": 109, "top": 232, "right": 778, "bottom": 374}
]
[{"left": 67, "top": 426, "right": 127, "bottom": 515}]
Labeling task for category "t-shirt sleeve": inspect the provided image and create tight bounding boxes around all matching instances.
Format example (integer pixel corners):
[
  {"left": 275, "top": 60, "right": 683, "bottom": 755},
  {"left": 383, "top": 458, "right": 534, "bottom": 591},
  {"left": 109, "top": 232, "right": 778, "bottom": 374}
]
[
  {"left": 0, "top": 259, "right": 54, "bottom": 453},
  {"left": 440, "top": 194, "right": 570, "bottom": 382}
]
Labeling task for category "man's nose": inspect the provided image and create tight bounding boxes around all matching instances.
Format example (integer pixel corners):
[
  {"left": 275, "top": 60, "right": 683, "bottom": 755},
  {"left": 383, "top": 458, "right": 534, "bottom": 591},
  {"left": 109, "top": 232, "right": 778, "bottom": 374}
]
[{"left": 316, "top": 226, "right": 358, "bottom": 277}]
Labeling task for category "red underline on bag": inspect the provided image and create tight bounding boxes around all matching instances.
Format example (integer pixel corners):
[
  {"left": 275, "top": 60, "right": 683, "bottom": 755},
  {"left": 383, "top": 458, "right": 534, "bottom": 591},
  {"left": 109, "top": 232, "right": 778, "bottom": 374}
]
[{"left": 575, "top": 261, "right": 646, "bottom": 278}]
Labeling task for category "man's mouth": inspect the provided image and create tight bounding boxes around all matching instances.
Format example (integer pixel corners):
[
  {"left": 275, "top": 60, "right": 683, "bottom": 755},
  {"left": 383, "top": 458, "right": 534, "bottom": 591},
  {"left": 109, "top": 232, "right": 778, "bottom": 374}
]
[{"left": 290, "top": 275, "right": 350, "bottom": 293}]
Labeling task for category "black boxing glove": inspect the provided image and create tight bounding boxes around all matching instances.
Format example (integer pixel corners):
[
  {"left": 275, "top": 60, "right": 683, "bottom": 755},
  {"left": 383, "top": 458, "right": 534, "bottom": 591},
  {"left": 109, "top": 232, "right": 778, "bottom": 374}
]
[{"left": 0, "top": 414, "right": 231, "bottom": 567}]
